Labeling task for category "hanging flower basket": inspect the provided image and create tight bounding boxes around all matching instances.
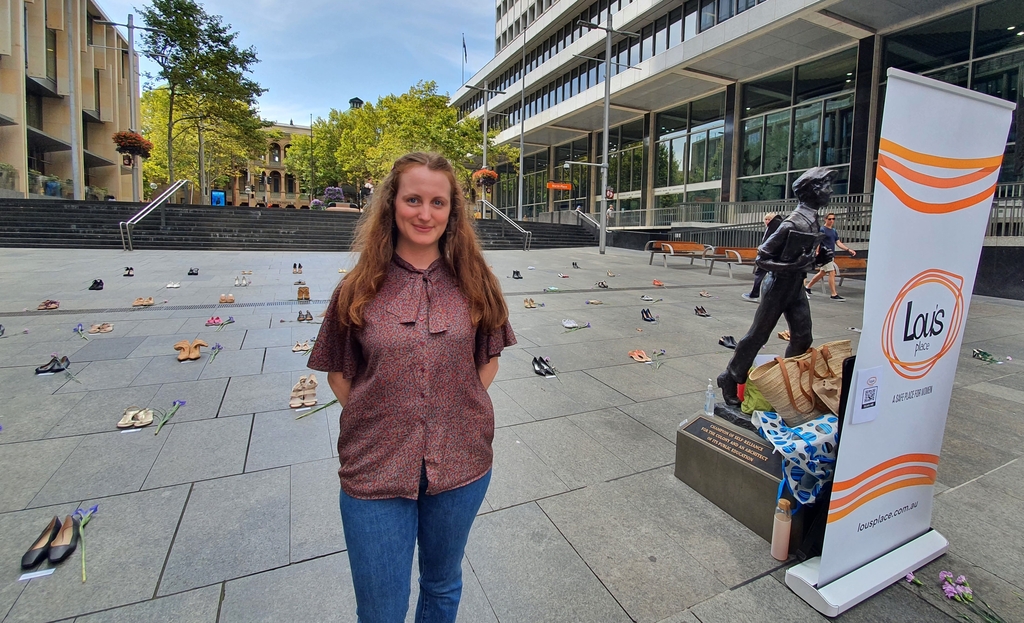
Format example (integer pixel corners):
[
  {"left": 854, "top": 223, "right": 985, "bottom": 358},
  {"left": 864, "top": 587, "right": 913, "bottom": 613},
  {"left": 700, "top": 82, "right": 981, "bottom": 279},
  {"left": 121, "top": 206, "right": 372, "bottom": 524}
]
[
  {"left": 473, "top": 168, "right": 499, "bottom": 187},
  {"left": 112, "top": 131, "right": 153, "bottom": 158}
]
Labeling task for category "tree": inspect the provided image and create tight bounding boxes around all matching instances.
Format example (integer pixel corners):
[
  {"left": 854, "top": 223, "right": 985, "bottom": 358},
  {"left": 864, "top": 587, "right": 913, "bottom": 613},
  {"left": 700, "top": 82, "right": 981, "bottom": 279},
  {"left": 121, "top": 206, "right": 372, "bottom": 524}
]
[
  {"left": 137, "top": 0, "right": 265, "bottom": 184},
  {"left": 285, "top": 81, "right": 518, "bottom": 198},
  {"left": 141, "top": 88, "right": 273, "bottom": 199}
]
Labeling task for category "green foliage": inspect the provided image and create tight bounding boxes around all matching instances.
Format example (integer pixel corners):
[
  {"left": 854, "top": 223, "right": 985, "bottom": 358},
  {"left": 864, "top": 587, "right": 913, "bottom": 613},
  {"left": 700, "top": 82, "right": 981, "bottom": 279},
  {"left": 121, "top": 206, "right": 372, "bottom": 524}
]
[
  {"left": 284, "top": 81, "right": 518, "bottom": 194},
  {"left": 137, "top": 0, "right": 265, "bottom": 182},
  {"left": 141, "top": 88, "right": 272, "bottom": 196}
]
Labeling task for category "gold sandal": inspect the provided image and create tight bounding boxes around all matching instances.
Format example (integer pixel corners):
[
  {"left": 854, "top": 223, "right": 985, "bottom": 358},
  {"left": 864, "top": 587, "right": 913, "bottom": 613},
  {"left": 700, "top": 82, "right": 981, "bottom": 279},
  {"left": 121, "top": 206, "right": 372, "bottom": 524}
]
[
  {"left": 134, "top": 408, "right": 154, "bottom": 427},
  {"left": 289, "top": 376, "right": 307, "bottom": 409},
  {"left": 117, "top": 406, "right": 142, "bottom": 428},
  {"left": 302, "top": 374, "right": 318, "bottom": 407}
]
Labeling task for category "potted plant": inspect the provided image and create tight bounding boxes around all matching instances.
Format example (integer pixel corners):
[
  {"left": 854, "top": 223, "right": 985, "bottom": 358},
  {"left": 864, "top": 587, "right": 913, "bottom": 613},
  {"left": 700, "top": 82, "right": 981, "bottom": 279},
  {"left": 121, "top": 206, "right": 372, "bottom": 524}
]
[
  {"left": 0, "top": 163, "right": 15, "bottom": 190},
  {"left": 323, "top": 186, "right": 344, "bottom": 205},
  {"left": 472, "top": 168, "right": 499, "bottom": 187},
  {"left": 310, "top": 199, "right": 324, "bottom": 210},
  {"left": 44, "top": 174, "right": 62, "bottom": 197},
  {"left": 27, "top": 170, "right": 43, "bottom": 194},
  {"left": 112, "top": 130, "right": 153, "bottom": 159}
]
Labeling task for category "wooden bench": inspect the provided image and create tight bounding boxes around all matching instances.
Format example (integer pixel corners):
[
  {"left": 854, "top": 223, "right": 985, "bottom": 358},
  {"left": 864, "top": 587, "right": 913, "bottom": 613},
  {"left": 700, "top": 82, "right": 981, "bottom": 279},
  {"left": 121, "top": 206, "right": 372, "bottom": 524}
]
[
  {"left": 644, "top": 241, "right": 745, "bottom": 277},
  {"left": 644, "top": 241, "right": 709, "bottom": 267}
]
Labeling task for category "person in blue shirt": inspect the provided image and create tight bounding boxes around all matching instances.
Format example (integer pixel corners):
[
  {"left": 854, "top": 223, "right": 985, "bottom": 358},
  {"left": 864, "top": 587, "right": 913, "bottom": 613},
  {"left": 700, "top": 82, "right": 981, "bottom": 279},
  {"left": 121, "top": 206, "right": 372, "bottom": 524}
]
[{"left": 804, "top": 212, "right": 856, "bottom": 301}]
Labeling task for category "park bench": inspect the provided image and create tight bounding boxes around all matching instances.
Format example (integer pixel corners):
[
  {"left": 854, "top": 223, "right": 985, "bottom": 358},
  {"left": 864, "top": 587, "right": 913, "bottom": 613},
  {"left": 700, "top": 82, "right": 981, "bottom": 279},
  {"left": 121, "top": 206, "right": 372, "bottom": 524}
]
[
  {"left": 645, "top": 241, "right": 745, "bottom": 277},
  {"left": 811, "top": 255, "right": 868, "bottom": 292}
]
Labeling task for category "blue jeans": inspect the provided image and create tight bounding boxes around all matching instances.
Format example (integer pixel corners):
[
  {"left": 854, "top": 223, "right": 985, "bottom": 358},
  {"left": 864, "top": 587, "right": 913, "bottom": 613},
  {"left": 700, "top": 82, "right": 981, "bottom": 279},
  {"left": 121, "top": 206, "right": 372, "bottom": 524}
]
[{"left": 339, "top": 466, "right": 491, "bottom": 623}]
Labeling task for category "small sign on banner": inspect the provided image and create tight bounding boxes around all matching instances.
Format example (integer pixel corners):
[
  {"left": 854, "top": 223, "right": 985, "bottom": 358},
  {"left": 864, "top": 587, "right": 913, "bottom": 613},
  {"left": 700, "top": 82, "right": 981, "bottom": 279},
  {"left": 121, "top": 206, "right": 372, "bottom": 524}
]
[
  {"left": 849, "top": 365, "right": 884, "bottom": 425},
  {"left": 546, "top": 181, "right": 573, "bottom": 191}
]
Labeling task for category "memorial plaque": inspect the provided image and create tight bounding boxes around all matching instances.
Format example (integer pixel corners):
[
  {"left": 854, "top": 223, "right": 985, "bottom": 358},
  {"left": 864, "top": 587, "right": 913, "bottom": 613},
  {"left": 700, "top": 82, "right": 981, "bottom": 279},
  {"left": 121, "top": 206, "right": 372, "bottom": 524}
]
[{"left": 682, "top": 416, "right": 781, "bottom": 477}]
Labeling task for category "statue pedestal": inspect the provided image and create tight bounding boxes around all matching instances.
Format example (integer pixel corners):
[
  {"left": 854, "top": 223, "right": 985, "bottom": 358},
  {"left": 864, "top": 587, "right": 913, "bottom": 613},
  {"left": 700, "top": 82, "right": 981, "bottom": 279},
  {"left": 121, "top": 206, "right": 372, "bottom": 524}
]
[{"left": 674, "top": 410, "right": 803, "bottom": 550}]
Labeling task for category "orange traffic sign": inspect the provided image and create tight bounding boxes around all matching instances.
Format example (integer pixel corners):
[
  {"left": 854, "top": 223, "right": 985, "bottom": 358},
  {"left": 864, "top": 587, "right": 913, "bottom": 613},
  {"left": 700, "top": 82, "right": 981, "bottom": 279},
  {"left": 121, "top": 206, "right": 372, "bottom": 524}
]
[{"left": 547, "top": 181, "right": 573, "bottom": 191}]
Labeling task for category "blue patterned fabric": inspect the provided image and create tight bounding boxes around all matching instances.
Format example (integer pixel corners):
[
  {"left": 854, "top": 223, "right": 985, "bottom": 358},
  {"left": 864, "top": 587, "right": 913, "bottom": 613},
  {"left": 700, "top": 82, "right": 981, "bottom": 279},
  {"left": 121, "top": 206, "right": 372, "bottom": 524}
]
[{"left": 754, "top": 411, "right": 839, "bottom": 506}]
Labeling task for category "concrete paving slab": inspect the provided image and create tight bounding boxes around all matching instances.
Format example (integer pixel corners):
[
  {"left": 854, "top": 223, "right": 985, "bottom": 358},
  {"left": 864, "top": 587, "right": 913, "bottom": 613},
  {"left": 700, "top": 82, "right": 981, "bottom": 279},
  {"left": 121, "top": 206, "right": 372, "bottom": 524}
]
[
  {"left": 196, "top": 347, "right": 265, "bottom": 380},
  {"left": 0, "top": 437, "right": 82, "bottom": 512},
  {"left": 29, "top": 429, "right": 168, "bottom": 508},
  {"left": 0, "top": 393, "right": 85, "bottom": 444},
  {"left": 495, "top": 370, "right": 634, "bottom": 420},
  {"left": 131, "top": 353, "right": 206, "bottom": 386},
  {"left": 689, "top": 576, "right": 830, "bottom": 623},
  {"left": 245, "top": 408, "right": 333, "bottom": 472},
  {"left": 465, "top": 502, "right": 631, "bottom": 623},
  {"left": 511, "top": 417, "right": 634, "bottom": 489},
  {"left": 218, "top": 371, "right": 297, "bottom": 416},
  {"left": 143, "top": 414, "right": 252, "bottom": 489},
  {"left": 158, "top": 468, "right": 291, "bottom": 595},
  {"left": 54, "top": 358, "right": 150, "bottom": 394},
  {"left": 0, "top": 502, "right": 81, "bottom": 621},
  {"left": 5, "top": 486, "right": 189, "bottom": 623},
  {"left": 72, "top": 585, "right": 221, "bottom": 623},
  {"left": 44, "top": 385, "right": 161, "bottom": 438},
  {"left": 69, "top": 337, "right": 148, "bottom": 362},
  {"left": 148, "top": 378, "right": 230, "bottom": 423},
  {"left": 568, "top": 408, "right": 676, "bottom": 471},
  {"left": 485, "top": 427, "right": 568, "bottom": 510},
  {"left": 219, "top": 553, "right": 354, "bottom": 623},
  {"left": 289, "top": 457, "right": 345, "bottom": 563}
]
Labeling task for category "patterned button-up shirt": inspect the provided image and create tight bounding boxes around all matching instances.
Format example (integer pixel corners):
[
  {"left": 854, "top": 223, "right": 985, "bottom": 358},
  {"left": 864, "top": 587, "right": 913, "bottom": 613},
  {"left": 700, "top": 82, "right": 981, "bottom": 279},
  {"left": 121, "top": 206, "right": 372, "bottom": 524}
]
[{"left": 308, "top": 255, "right": 516, "bottom": 499}]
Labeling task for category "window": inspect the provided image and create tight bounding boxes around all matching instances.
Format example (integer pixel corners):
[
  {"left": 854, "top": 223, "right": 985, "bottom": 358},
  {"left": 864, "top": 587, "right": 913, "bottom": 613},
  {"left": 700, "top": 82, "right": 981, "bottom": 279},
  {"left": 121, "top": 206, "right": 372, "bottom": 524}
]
[
  {"left": 741, "top": 117, "right": 763, "bottom": 176},
  {"left": 975, "top": 0, "right": 1024, "bottom": 58},
  {"left": 269, "top": 144, "right": 281, "bottom": 163},
  {"left": 744, "top": 69, "right": 792, "bottom": 116},
  {"left": 683, "top": 1, "right": 698, "bottom": 40},
  {"left": 94, "top": 69, "right": 101, "bottom": 112},
  {"left": 699, "top": 0, "right": 716, "bottom": 32},
  {"left": 884, "top": 10, "right": 972, "bottom": 74},
  {"left": 87, "top": 14, "right": 95, "bottom": 45},
  {"left": 285, "top": 174, "right": 295, "bottom": 194},
  {"left": 269, "top": 172, "right": 281, "bottom": 193},
  {"left": 795, "top": 48, "right": 857, "bottom": 102},
  {"left": 26, "top": 93, "right": 43, "bottom": 130},
  {"left": 791, "top": 101, "right": 822, "bottom": 170},
  {"left": 655, "top": 16, "right": 668, "bottom": 55},
  {"left": 46, "top": 28, "right": 57, "bottom": 81}
]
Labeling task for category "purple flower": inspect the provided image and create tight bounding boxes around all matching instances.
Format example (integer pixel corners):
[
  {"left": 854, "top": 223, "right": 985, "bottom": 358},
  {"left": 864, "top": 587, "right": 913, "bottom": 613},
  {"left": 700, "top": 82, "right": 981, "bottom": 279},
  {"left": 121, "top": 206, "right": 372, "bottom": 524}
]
[
  {"left": 227, "top": 317, "right": 234, "bottom": 322},
  {"left": 75, "top": 323, "right": 84, "bottom": 333},
  {"left": 939, "top": 571, "right": 953, "bottom": 582},
  {"left": 955, "top": 575, "right": 967, "bottom": 585},
  {"left": 905, "top": 573, "right": 915, "bottom": 583},
  {"left": 943, "top": 583, "right": 958, "bottom": 599},
  {"left": 212, "top": 343, "right": 223, "bottom": 351},
  {"left": 173, "top": 400, "right": 186, "bottom": 407}
]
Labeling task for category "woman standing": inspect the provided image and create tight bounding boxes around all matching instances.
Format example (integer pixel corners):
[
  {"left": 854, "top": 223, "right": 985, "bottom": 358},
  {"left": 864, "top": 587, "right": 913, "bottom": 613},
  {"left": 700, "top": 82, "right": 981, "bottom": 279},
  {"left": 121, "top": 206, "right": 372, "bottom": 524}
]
[{"left": 307, "top": 152, "right": 515, "bottom": 622}]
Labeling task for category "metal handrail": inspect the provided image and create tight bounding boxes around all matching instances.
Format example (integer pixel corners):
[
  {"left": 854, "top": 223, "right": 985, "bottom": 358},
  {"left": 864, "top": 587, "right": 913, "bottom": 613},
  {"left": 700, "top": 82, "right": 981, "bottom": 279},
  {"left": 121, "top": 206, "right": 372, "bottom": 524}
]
[
  {"left": 119, "top": 179, "right": 190, "bottom": 251},
  {"left": 573, "top": 208, "right": 600, "bottom": 230},
  {"left": 479, "top": 199, "right": 532, "bottom": 251}
]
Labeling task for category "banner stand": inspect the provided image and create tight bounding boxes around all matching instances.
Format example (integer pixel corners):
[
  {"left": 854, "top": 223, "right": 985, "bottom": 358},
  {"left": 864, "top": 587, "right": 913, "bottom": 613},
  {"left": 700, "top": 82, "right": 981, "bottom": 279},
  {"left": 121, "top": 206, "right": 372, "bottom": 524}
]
[{"left": 786, "top": 530, "right": 948, "bottom": 617}]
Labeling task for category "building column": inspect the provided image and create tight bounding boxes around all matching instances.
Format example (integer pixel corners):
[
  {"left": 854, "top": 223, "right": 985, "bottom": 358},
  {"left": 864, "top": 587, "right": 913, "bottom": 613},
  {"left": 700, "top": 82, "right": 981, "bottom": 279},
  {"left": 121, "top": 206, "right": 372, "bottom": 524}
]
[
  {"left": 721, "top": 83, "right": 737, "bottom": 202},
  {"left": 848, "top": 35, "right": 877, "bottom": 195}
]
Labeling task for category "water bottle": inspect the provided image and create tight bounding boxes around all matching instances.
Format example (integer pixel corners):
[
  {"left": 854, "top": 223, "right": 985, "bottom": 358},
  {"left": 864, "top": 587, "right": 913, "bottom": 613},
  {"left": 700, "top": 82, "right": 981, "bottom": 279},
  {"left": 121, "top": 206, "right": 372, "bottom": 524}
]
[
  {"left": 704, "top": 379, "right": 716, "bottom": 416},
  {"left": 771, "top": 499, "right": 793, "bottom": 561}
]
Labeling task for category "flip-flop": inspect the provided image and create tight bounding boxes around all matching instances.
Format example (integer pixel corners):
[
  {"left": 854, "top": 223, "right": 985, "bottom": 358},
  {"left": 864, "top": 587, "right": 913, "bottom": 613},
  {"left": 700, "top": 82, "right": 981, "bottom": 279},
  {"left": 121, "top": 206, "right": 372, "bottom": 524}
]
[
  {"left": 142, "top": 297, "right": 155, "bottom": 306},
  {"left": 699, "top": 291, "right": 712, "bottom": 298},
  {"left": 629, "top": 350, "right": 645, "bottom": 362},
  {"left": 132, "top": 298, "right": 145, "bottom": 307},
  {"left": 117, "top": 406, "right": 142, "bottom": 428},
  {"left": 653, "top": 280, "right": 664, "bottom": 287},
  {"left": 88, "top": 324, "right": 103, "bottom": 334},
  {"left": 99, "top": 323, "right": 113, "bottom": 333},
  {"left": 206, "top": 316, "right": 222, "bottom": 326},
  {"left": 636, "top": 350, "right": 652, "bottom": 362}
]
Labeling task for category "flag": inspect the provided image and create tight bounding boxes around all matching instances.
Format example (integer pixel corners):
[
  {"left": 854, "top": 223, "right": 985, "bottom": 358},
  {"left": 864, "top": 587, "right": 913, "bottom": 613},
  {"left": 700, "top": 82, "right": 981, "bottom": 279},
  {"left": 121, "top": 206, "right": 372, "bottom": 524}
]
[{"left": 462, "top": 34, "right": 468, "bottom": 62}]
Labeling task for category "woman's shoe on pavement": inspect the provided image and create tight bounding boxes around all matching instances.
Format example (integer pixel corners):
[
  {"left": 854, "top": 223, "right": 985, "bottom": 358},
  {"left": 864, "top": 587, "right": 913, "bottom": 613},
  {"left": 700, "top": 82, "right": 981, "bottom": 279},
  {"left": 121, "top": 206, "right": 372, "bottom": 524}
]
[{"left": 21, "top": 516, "right": 62, "bottom": 569}]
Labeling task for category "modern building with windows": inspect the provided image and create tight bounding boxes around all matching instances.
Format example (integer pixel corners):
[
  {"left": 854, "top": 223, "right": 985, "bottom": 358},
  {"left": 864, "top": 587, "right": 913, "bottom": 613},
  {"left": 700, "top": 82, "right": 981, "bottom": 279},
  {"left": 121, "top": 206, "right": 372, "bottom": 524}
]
[
  {"left": 455, "top": 0, "right": 1022, "bottom": 222},
  {"left": 0, "top": 0, "right": 140, "bottom": 200}
]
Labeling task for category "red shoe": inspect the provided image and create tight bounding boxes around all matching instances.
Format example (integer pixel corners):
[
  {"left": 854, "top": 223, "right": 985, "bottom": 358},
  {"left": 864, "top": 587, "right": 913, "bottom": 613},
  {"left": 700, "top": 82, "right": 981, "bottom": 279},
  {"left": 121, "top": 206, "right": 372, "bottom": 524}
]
[{"left": 652, "top": 280, "right": 664, "bottom": 287}]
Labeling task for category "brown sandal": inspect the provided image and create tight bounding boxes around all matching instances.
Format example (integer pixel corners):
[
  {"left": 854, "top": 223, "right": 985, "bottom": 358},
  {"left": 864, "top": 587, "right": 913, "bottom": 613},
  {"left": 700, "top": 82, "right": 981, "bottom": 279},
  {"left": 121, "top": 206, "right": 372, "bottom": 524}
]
[
  {"left": 189, "top": 339, "right": 208, "bottom": 360},
  {"left": 289, "top": 376, "right": 307, "bottom": 408},
  {"left": 302, "top": 374, "right": 318, "bottom": 407},
  {"left": 173, "top": 340, "right": 191, "bottom": 362}
]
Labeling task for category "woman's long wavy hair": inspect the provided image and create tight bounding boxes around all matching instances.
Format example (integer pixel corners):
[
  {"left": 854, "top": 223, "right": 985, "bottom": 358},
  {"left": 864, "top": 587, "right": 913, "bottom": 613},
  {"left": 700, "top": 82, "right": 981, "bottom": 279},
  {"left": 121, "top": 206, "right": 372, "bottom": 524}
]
[{"left": 334, "top": 152, "right": 509, "bottom": 332}]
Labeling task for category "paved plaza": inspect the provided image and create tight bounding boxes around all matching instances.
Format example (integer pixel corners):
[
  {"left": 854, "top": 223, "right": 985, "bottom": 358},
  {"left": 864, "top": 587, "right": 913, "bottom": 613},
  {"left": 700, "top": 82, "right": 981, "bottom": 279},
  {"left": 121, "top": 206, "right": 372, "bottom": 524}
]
[{"left": 0, "top": 245, "right": 1022, "bottom": 623}]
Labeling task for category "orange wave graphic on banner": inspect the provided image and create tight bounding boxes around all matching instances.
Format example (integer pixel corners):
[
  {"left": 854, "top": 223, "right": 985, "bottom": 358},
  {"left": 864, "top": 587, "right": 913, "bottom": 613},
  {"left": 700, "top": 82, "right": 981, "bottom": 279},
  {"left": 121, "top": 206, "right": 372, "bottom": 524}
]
[
  {"left": 875, "top": 138, "right": 1003, "bottom": 214},
  {"left": 827, "top": 454, "right": 939, "bottom": 524}
]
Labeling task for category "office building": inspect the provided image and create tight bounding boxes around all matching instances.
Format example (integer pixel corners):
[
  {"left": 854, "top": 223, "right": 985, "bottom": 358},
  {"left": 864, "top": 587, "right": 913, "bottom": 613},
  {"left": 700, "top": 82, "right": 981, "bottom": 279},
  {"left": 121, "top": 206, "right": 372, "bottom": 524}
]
[{"left": 455, "top": 0, "right": 1022, "bottom": 220}]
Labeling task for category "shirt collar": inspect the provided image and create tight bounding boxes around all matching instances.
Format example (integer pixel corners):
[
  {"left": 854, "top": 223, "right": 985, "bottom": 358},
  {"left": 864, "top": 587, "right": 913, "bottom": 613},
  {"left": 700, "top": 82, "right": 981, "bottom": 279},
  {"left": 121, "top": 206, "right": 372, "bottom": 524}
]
[{"left": 388, "top": 255, "right": 451, "bottom": 333}]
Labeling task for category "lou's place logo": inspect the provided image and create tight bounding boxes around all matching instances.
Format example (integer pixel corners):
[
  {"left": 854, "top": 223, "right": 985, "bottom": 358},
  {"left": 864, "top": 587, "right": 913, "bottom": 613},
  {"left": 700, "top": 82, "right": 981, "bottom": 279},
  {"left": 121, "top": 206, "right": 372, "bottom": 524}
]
[{"left": 882, "top": 269, "right": 965, "bottom": 380}]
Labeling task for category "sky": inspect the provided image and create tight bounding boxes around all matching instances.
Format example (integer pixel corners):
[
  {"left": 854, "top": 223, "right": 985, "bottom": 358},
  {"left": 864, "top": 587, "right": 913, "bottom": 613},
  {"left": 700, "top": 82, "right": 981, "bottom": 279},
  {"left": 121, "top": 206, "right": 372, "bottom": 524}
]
[{"left": 96, "top": 0, "right": 496, "bottom": 125}]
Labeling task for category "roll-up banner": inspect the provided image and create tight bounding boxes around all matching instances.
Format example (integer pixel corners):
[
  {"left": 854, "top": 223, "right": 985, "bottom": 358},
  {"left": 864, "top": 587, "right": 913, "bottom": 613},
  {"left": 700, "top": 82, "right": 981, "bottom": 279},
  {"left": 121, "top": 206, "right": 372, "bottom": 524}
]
[{"left": 787, "top": 69, "right": 1015, "bottom": 615}]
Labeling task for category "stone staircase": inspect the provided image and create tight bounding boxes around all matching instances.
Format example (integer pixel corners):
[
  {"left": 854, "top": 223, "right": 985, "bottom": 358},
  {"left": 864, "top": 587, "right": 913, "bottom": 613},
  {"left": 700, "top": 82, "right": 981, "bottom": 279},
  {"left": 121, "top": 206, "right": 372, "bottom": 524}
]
[{"left": 0, "top": 200, "right": 597, "bottom": 251}]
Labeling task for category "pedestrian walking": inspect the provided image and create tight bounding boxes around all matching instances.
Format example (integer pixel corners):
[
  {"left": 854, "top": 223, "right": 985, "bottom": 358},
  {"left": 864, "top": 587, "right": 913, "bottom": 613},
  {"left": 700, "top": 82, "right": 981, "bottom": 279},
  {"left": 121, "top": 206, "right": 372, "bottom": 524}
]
[{"left": 804, "top": 212, "right": 856, "bottom": 301}]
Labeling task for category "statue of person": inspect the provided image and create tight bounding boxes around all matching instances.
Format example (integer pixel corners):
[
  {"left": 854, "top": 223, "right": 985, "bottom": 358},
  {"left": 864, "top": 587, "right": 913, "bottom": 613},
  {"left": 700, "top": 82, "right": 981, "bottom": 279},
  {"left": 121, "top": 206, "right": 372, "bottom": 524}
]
[{"left": 717, "top": 167, "right": 837, "bottom": 405}]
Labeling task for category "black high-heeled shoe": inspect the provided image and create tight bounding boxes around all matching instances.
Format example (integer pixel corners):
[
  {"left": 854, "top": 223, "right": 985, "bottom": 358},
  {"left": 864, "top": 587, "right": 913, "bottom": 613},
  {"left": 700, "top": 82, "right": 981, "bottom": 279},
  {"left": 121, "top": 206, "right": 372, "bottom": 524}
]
[
  {"left": 532, "top": 357, "right": 546, "bottom": 377},
  {"left": 35, "top": 357, "right": 64, "bottom": 375},
  {"left": 89, "top": 279, "right": 103, "bottom": 290},
  {"left": 21, "top": 516, "right": 61, "bottom": 569},
  {"left": 47, "top": 515, "right": 80, "bottom": 564},
  {"left": 537, "top": 358, "right": 556, "bottom": 377}
]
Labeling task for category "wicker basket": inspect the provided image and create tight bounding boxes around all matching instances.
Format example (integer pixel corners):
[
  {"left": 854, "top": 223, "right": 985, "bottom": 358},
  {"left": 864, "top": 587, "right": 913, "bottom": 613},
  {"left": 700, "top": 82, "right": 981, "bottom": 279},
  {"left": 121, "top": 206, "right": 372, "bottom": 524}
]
[{"left": 748, "top": 349, "right": 828, "bottom": 427}]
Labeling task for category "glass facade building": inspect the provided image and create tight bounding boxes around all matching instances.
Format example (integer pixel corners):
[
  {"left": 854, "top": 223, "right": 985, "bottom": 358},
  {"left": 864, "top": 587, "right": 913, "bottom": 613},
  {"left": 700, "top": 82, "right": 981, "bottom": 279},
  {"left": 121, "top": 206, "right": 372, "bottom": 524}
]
[{"left": 457, "top": 0, "right": 1024, "bottom": 221}]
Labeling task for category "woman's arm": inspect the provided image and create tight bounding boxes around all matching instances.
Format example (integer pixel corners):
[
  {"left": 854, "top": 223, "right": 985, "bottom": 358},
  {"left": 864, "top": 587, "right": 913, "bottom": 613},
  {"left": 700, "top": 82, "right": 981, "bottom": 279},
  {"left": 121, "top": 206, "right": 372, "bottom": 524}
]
[
  {"left": 478, "top": 356, "right": 500, "bottom": 390},
  {"left": 327, "top": 371, "right": 352, "bottom": 407}
]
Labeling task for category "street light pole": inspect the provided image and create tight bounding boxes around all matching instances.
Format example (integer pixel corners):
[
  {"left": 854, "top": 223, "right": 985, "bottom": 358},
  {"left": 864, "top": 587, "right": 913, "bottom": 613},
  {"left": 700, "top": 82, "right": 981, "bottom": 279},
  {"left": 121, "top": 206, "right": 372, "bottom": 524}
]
[
  {"left": 578, "top": 15, "right": 639, "bottom": 255},
  {"left": 517, "top": 24, "right": 528, "bottom": 221}
]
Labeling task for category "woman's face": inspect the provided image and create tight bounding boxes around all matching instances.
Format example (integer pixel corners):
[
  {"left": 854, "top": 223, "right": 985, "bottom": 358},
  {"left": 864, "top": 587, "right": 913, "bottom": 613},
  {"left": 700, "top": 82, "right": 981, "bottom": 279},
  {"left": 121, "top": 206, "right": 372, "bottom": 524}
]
[{"left": 393, "top": 165, "right": 452, "bottom": 256}]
